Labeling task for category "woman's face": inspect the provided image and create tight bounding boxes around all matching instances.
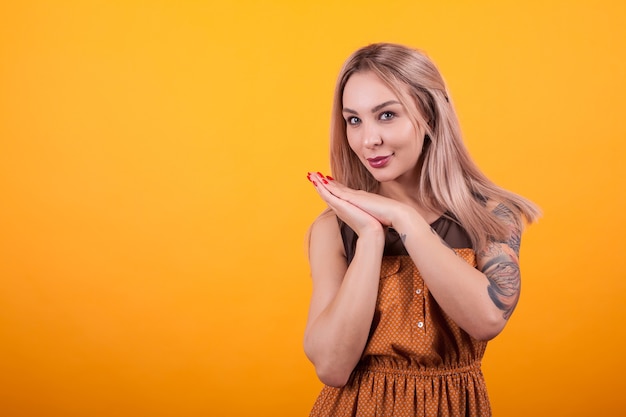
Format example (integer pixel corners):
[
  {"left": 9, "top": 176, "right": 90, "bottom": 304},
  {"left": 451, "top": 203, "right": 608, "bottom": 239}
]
[{"left": 342, "top": 71, "right": 425, "bottom": 185}]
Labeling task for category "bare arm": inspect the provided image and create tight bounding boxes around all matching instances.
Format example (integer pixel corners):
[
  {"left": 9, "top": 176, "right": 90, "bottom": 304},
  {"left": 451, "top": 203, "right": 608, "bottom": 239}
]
[
  {"left": 393, "top": 202, "right": 522, "bottom": 340},
  {"left": 303, "top": 176, "right": 386, "bottom": 387},
  {"left": 477, "top": 203, "right": 522, "bottom": 321}
]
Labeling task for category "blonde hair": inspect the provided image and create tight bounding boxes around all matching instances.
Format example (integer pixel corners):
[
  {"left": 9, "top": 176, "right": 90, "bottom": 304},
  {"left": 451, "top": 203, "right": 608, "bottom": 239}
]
[{"left": 329, "top": 43, "right": 540, "bottom": 250}]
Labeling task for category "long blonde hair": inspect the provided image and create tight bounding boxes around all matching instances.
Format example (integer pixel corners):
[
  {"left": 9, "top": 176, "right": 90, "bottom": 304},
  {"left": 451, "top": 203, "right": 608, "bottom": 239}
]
[{"left": 329, "top": 43, "right": 540, "bottom": 250}]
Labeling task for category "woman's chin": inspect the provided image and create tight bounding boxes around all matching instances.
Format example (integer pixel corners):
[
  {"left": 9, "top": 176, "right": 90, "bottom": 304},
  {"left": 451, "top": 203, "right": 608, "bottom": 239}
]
[{"left": 371, "top": 173, "right": 396, "bottom": 183}]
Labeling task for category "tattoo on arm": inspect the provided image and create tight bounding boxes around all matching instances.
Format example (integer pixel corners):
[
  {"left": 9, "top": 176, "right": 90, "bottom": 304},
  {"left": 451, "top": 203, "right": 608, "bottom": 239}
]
[
  {"left": 480, "top": 203, "right": 523, "bottom": 319},
  {"left": 481, "top": 255, "right": 520, "bottom": 320},
  {"left": 492, "top": 203, "right": 521, "bottom": 255}
]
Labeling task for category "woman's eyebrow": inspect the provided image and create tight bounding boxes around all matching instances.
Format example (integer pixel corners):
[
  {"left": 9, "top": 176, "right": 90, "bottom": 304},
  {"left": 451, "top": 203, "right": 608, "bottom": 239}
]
[
  {"left": 342, "top": 100, "right": 401, "bottom": 115},
  {"left": 371, "top": 100, "right": 401, "bottom": 113}
]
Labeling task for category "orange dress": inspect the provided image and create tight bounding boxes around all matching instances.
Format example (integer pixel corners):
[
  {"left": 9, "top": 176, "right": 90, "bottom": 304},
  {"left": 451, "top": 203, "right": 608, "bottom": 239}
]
[{"left": 309, "top": 216, "right": 491, "bottom": 417}]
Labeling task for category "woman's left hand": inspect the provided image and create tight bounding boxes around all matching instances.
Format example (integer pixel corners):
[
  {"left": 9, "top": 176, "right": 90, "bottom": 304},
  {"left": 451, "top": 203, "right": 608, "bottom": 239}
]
[{"left": 309, "top": 172, "right": 407, "bottom": 227}]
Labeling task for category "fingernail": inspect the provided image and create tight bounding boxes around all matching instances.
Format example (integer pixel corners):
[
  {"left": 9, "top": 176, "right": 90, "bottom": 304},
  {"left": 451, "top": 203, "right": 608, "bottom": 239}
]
[
  {"left": 317, "top": 172, "right": 324, "bottom": 178},
  {"left": 326, "top": 175, "right": 334, "bottom": 181},
  {"left": 322, "top": 179, "right": 328, "bottom": 184},
  {"left": 312, "top": 181, "right": 318, "bottom": 187}
]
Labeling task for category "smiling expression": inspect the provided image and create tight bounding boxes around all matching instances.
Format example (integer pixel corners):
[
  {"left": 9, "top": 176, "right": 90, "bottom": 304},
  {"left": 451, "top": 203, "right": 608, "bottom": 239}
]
[{"left": 342, "top": 71, "right": 426, "bottom": 185}]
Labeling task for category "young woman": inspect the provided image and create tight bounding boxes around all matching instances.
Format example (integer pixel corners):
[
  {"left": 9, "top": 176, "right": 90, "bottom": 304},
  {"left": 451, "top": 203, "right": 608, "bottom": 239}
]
[{"left": 304, "top": 43, "right": 540, "bottom": 416}]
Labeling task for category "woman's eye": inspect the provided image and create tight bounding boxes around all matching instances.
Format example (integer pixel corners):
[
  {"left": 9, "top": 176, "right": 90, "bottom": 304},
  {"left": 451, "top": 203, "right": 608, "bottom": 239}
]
[
  {"left": 380, "top": 111, "right": 395, "bottom": 121},
  {"left": 347, "top": 116, "right": 360, "bottom": 125}
]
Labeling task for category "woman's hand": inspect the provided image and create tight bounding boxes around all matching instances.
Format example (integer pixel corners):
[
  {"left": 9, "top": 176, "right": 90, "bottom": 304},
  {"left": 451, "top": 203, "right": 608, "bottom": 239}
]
[
  {"left": 307, "top": 172, "right": 385, "bottom": 237},
  {"left": 307, "top": 172, "right": 407, "bottom": 229}
]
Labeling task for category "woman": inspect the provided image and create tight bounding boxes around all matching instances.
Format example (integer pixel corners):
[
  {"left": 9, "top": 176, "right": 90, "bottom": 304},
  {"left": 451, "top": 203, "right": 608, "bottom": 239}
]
[{"left": 304, "top": 43, "right": 540, "bottom": 416}]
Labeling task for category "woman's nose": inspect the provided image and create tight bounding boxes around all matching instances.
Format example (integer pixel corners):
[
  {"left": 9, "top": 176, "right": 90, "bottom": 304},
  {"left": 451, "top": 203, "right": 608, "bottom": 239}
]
[{"left": 363, "top": 124, "right": 383, "bottom": 148}]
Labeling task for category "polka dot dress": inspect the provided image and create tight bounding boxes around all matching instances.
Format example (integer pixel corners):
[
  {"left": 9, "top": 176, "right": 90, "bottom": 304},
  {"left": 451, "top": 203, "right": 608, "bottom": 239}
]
[{"left": 310, "top": 218, "right": 492, "bottom": 416}]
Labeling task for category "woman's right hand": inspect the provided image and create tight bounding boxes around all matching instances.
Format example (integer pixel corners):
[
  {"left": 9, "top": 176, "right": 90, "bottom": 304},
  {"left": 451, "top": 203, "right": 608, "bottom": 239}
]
[{"left": 307, "top": 172, "right": 383, "bottom": 238}]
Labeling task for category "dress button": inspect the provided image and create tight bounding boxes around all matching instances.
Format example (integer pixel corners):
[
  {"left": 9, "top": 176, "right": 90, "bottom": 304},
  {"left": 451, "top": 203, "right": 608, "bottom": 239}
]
[
  {"left": 415, "top": 289, "right": 422, "bottom": 294},
  {"left": 417, "top": 321, "right": 424, "bottom": 328}
]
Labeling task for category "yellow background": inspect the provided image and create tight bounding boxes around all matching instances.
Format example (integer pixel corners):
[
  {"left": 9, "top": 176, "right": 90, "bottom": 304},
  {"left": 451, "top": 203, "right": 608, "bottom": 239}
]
[{"left": 1, "top": 1, "right": 625, "bottom": 416}]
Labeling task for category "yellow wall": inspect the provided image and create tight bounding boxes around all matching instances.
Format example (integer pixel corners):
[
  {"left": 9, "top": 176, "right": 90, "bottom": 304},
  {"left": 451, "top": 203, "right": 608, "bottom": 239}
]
[{"left": 1, "top": 1, "right": 624, "bottom": 416}]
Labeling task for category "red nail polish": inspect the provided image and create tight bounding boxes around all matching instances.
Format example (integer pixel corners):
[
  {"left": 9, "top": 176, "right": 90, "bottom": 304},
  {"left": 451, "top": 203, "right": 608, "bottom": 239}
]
[
  {"left": 326, "top": 175, "right": 334, "bottom": 181},
  {"left": 317, "top": 172, "right": 324, "bottom": 178},
  {"left": 312, "top": 181, "right": 318, "bottom": 187},
  {"left": 322, "top": 179, "right": 328, "bottom": 184}
]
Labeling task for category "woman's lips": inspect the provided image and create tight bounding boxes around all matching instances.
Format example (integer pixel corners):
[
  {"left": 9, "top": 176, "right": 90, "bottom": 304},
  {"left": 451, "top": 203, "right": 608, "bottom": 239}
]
[{"left": 367, "top": 154, "right": 392, "bottom": 168}]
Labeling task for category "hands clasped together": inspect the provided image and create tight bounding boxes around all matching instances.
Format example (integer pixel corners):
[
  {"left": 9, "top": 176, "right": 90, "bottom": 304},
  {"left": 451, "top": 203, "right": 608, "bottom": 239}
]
[{"left": 307, "top": 171, "right": 405, "bottom": 238}]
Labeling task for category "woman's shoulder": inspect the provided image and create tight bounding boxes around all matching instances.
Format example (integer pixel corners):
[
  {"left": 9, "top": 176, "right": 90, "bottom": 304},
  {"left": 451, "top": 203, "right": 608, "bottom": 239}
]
[
  {"left": 482, "top": 198, "right": 523, "bottom": 225},
  {"left": 477, "top": 189, "right": 541, "bottom": 226},
  {"left": 308, "top": 210, "right": 347, "bottom": 268},
  {"left": 309, "top": 210, "right": 343, "bottom": 247},
  {"left": 311, "top": 209, "right": 339, "bottom": 231}
]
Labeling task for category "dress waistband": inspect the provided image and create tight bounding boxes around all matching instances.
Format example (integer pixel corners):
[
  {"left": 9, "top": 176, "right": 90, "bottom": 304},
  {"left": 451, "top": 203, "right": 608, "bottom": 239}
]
[{"left": 355, "top": 360, "right": 482, "bottom": 377}]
